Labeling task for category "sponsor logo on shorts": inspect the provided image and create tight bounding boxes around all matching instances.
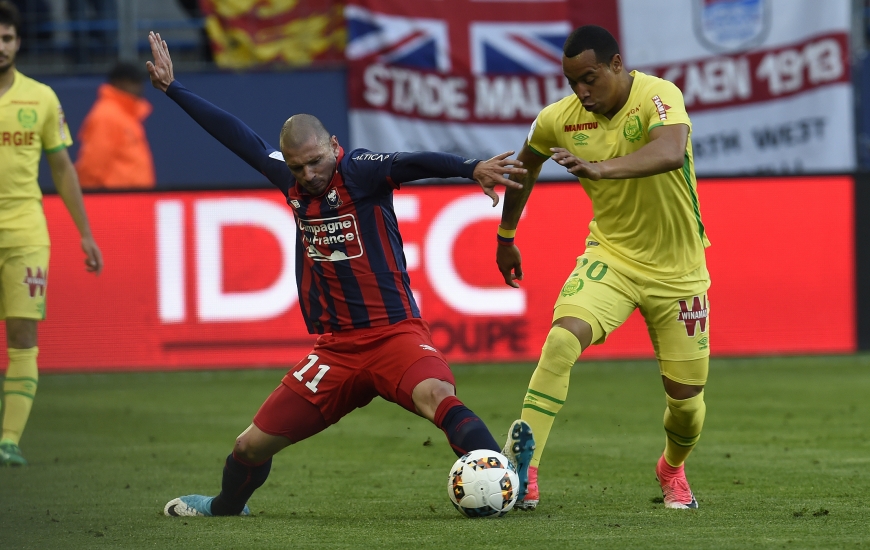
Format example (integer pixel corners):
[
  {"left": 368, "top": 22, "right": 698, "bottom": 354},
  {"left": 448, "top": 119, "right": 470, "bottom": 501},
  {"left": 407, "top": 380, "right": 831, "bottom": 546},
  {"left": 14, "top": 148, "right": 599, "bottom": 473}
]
[
  {"left": 23, "top": 267, "right": 47, "bottom": 297},
  {"left": 419, "top": 344, "right": 437, "bottom": 352},
  {"left": 651, "top": 95, "right": 671, "bottom": 121},
  {"left": 587, "top": 240, "right": 599, "bottom": 247},
  {"left": 677, "top": 295, "right": 708, "bottom": 337},
  {"left": 298, "top": 213, "right": 364, "bottom": 262}
]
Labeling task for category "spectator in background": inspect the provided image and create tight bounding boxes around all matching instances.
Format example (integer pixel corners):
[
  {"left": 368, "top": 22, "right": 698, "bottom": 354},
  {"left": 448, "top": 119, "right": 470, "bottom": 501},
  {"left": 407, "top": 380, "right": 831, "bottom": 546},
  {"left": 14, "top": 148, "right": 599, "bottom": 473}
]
[
  {"left": 67, "top": 0, "right": 115, "bottom": 64},
  {"left": 10, "top": 0, "right": 53, "bottom": 53},
  {"left": 75, "top": 62, "right": 155, "bottom": 189}
]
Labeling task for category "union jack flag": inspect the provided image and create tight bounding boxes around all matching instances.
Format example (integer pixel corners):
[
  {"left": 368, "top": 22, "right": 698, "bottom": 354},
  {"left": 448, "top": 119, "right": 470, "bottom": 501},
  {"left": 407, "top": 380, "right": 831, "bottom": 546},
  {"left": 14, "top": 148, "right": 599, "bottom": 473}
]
[{"left": 345, "top": 1, "right": 569, "bottom": 75}]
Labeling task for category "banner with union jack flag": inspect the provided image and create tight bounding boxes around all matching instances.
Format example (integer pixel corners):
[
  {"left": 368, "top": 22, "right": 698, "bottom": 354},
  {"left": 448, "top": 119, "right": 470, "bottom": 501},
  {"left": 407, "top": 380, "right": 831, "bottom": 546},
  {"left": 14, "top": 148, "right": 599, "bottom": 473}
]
[
  {"left": 346, "top": 0, "right": 574, "bottom": 180},
  {"left": 347, "top": 0, "right": 855, "bottom": 176}
]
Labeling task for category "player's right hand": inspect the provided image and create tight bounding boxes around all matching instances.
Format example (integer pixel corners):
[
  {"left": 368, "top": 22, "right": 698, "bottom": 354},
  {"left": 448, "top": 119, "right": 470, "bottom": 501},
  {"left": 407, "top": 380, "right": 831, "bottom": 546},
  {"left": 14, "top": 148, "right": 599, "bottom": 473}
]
[
  {"left": 146, "top": 31, "right": 175, "bottom": 93},
  {"left": 496, "top": 243, "right": 524, "bottom": 288}
]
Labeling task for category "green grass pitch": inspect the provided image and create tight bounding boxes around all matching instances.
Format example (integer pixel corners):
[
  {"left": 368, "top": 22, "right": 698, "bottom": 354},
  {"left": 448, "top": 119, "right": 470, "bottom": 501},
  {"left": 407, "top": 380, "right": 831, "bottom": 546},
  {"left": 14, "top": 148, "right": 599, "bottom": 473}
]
[{"left": 2, "top": 355, "right": 869, "bottom": 549}]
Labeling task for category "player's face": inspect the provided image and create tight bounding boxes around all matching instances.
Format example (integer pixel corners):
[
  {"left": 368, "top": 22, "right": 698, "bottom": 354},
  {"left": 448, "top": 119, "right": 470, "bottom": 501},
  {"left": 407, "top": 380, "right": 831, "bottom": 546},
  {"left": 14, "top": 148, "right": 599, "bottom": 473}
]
[
  {"left": 284, "top": 135, "right": 340, "bottom": 196},
  {"left": 562, "top": 49, "right": 624, "bottom": 118},
  {"left": 0, "top": 24, "right": 20, "bottom": 73}
]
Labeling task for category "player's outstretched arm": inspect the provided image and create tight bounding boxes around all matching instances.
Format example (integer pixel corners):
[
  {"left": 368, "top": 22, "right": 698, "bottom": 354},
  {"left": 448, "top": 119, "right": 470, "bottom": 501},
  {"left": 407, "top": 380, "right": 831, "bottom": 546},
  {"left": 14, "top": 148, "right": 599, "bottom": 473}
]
[
  {"left": 46, "top": 149, "right": 103, "bottom": 275},
  {"left": 145, "top": 31, "right": 290, "bottom": 190},
  {"left": 496, "top": 144, "right": 545, "bottom": 288},
  {"left": 389, "top": 150, "right": 525, "bottom": 206},
  {"left": 551, "top": 124, "right": 688, "bottom": 181}
]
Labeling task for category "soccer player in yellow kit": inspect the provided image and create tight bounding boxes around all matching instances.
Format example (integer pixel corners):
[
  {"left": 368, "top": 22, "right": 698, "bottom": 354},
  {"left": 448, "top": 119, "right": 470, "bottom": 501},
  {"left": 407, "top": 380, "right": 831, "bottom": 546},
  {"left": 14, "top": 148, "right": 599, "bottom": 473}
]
[
  {"left": 498, "top": 26, "right": 710, "bottom": 510},
  {"left": 0, "top": 2, "right": 103, "bottom": 466}
]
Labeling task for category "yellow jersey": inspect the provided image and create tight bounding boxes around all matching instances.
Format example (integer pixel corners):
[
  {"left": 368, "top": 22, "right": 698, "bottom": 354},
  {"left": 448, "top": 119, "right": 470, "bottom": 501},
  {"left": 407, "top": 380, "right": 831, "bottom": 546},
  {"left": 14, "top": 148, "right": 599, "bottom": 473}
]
[
  {"left": 0, "top": 69, "right": 73, "bottom": 247},
  {"left": 527, "top": 70, "right": 710, "bottom": 278}
]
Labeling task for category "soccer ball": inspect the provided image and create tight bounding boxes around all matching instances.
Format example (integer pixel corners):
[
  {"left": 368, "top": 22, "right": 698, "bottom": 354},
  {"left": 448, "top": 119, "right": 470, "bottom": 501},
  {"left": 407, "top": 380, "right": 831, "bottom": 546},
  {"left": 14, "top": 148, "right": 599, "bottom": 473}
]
[{"left": 448, "top": 449, "right": 519, "bottom": 518}]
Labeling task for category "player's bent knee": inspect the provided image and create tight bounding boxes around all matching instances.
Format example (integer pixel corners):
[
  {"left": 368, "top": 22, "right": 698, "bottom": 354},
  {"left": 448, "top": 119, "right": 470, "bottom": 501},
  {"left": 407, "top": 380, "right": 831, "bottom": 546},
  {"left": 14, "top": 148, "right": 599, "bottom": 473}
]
[
  {"left": 411, "top": 378, "right": 456, "bottom": 421},
  {"left": 538, "top": 326, "right": 582, "bottom": 376},
  {"left": 660, "top": 357, "right": 708, "bottom": 397},
  {"left": 233, "top": 424, "right": 289, "bottom": 464}
]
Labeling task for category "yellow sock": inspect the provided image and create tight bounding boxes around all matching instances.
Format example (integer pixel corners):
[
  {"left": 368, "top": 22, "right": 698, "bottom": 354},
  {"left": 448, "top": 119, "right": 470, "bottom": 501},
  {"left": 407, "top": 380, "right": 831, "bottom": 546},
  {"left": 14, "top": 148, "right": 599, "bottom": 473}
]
[
  {"left": 663, "top": 390, "right": 706, "bottom": 467},
  {"left": 521, "top": 327, "right": 581, "bottom": 468},
  {"left": 2, "top": 347, "right": 39, "bottom": 446}
]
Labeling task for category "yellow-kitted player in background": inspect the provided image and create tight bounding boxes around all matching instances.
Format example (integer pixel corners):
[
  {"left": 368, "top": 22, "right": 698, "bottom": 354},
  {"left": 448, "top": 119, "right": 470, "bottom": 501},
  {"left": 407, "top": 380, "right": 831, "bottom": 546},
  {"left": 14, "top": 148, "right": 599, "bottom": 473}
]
[
  {"left": 0, "top": 1, "right": 102, "bottom": 466},
  {"left": 498, "top": 25, "right": 710, "bottom": 511}
]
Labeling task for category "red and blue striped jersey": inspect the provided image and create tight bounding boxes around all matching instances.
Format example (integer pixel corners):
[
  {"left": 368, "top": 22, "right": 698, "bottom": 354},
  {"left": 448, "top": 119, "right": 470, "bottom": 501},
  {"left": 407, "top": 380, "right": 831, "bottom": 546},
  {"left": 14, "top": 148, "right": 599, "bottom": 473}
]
[
  {"left": 286, "top": 147, "right": 419, "bottom": 333},
  {"left": 165, "top": 81, "right": 480, "bottom": 334}
]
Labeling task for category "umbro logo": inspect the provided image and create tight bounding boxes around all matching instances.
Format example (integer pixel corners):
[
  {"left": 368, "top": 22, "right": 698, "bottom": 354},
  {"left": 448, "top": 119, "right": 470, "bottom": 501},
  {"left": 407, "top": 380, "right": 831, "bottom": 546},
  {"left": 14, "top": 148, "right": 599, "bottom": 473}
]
[{"left": 573, "top": 133, "right": 589, "bottom": 145}]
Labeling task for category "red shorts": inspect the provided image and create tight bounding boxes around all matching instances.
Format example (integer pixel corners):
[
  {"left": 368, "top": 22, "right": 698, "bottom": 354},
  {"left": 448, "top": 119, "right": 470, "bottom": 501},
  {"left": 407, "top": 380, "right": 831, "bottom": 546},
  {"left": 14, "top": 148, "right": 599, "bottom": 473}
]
[{"left": 261, "top": 318, "right": 455, "bottom": 428}]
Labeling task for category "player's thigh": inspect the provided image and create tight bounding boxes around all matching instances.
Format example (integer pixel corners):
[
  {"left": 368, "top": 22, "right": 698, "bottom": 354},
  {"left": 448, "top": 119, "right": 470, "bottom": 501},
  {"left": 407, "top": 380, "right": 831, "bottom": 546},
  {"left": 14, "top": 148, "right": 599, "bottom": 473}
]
[
  {"left": 368, "top": 319, "right": 456, "bottom": 414},
  {"left": 279, "top": 346, "right": 378, "bottom": 427},
  {"left": 640, "top": 264, "right": 711, "bottom": 362},
  {"left": 0, "top": 246, "right": 50, "bottom": 321},
  {"left": 252, "top": 383, "right": 329, "bottom": 445},
  {"left": 553, "top": 253, "right": 638, "bottom": 345}
]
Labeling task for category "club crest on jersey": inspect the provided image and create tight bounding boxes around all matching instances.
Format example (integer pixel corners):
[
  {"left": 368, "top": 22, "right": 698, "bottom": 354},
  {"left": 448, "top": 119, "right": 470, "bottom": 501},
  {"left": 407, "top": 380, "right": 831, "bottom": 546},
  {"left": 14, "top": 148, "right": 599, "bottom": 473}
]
[
  {"left": 677, "top": 295, "right": 708, "bottom": 337},
  {"left": 17, "top": 108, "right": 37, "bottom": 129},
  {"left": 326, "top": 188, "right": 343, "bottom": 209},
  {"left": 23, "top": 267, "right": 47, "bottom": 297}
]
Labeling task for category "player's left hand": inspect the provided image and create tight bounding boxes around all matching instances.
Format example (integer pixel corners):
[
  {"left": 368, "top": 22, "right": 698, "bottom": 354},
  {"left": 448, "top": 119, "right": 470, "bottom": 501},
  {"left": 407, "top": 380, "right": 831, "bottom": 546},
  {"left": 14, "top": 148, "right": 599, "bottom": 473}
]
[
  {"left": 81, "top": 235, "right": 103, "bottom": 275},
  {"left": 146, "top": 31, "right": 175, "bottom": 93},
  {"left": 472, "top": 151, "right": 526, "bottom": 207},
  {"left": 550, "top": 147, "right": 602, "bottom": 181}
]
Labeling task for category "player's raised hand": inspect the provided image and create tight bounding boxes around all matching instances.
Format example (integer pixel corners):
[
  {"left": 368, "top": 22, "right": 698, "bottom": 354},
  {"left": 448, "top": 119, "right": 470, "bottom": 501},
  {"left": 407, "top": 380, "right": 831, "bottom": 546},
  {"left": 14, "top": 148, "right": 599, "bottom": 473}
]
[
  {"left": 146, "top": 31, "right": 174, "bottom": 93},
  {"left": 496, "top": 242, "right": 524, "bottom": 288},
  {"left": 472, "top": 151, "right": 526, "bottom": 207},
  {"left": 81, "top": 234, "right": 103, "bottom": 275},
  {"left": 551, "top": 147, "right": 601, "bottom": 181}
]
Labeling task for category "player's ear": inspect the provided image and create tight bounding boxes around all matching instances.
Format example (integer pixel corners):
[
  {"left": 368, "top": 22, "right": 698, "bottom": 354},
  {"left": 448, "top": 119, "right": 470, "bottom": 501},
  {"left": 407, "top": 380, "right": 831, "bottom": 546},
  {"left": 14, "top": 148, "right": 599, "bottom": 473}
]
[
  {"left": 610, "top": 53, "right": 622, "bottom": 73},
  {"left": 330, "top": 135, "right": 340, "bottom": 155}
]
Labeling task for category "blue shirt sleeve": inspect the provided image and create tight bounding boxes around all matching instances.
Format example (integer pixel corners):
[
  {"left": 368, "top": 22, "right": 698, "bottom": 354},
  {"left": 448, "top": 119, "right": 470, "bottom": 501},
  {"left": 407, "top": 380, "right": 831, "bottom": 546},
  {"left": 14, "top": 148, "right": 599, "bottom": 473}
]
[
  {"left": 165, "top": 80, "right": 293, "bottom": 195},
  {"left": 341, "top": 149, "right": 397, "bottom": 195},
  {"left": 389, "top": 151, "right": 480, "bottom": 184}
]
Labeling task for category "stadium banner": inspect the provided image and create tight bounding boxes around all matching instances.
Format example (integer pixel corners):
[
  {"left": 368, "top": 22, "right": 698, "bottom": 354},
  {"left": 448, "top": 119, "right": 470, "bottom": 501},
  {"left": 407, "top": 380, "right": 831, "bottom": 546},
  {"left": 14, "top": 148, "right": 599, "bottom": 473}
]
[
  {"left": 26, "top": 178, "right": 854, "bottom": 372},
  {"left": 620, "top": 0, "right": 855, "bottom": 175},
  {"left": 345, "top": 0, "right": 575, "bottom": 180},
  {"left": 199, "top": 0, "right": 345, "bottom": 68},
  {"left": 347, "top": 0, "right": 854, "bottom": 177}
]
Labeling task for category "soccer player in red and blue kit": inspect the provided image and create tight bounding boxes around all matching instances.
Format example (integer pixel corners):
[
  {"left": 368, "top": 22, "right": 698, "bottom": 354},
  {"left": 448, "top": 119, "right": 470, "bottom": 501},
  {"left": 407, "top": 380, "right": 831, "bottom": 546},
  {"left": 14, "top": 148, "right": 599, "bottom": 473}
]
[{"left": 146, "top": 33, "right": 536, "bottom": 517}]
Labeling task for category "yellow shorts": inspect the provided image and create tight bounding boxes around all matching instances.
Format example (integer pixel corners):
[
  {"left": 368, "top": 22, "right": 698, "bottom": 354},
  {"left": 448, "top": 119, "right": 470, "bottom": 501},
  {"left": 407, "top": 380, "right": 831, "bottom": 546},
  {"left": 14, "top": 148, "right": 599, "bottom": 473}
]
[
  {"left": 553, "top": 251, "right": 710, "bottom": 361},
  {"left": 0, "top": 246, "right": 50, "bottom": 320}
]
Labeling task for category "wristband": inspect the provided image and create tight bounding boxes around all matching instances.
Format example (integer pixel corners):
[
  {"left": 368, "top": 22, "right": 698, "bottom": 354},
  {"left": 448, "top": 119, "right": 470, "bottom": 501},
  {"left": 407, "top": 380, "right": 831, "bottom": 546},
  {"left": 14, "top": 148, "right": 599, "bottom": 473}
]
[{"left": 497, "top": 226, "right": 516, "bottom": 246}]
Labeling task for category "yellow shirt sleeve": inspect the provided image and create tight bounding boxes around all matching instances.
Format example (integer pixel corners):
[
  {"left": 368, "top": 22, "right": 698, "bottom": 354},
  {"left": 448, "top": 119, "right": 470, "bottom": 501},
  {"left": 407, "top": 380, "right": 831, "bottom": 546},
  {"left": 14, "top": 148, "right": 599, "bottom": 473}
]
[
  {"left": 644, "top": 79, "right": 691, "bottom": 133},
  {"left": 526, "top": 104, "right": 558, "bottom": 158},
  {"left": 41, "top": 88, "right": 73, "bottom": 153}
]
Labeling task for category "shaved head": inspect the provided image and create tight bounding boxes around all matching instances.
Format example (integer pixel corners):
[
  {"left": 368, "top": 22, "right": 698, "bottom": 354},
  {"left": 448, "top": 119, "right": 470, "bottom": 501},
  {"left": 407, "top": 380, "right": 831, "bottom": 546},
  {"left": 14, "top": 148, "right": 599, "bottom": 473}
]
[
  {"left": 280, "top": 114, "right": 330, "bottom": 151},
  {"left": 279, "top": 113, "right": 341, "bottom": 196}
]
